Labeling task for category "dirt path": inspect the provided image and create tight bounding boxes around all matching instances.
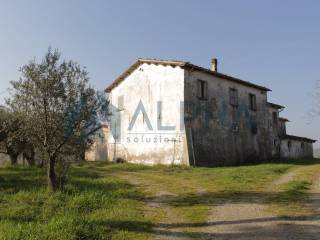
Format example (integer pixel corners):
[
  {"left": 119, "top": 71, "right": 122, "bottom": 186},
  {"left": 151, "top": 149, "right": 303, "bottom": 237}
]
[
  {"left": 178, "top": 169, "right": 320, "bottom": 240},
  {"left": 115, "top": 170, "right": 320, "bottom": 240},
  {"left": 189, "top": 169, "right": 320, "bottom": 240},
  {"left": 148, "top": 191, "right": 194, "bottom": 240},
  {"left": 268, "top": 169, "right": 299, "bottom": 189},
  {"left": 310, "top": 173, "right": 320, "bottom": 219},
  {"left": 115, "top": 173, "right": 193, "bottom": 240}
]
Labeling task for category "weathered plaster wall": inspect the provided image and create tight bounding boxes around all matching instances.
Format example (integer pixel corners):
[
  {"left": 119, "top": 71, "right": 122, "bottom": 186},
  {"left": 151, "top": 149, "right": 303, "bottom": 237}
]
[
  {"left": 278, "top": 120, "right": 287, "bottom": 136},
  {"left": 85, "top": 126, "right": 109, "bottom": 161},
  {"left": 268, "top": 106, "right": 281, "bottom": 158},
  {"left": 108, "top": 63, "right": 189, "bottom": 165},
  {"left": 105, "top": 61, "right": 314, "bottom": 166},
  {"left": 0, "top": 154, "right": 25, "bottom": 166},
  {"left": 184, "top": 69, "right": 271, "bottom": 166},
  {"left": 280, "top": 139, "right": 313, "bottom": 159}
]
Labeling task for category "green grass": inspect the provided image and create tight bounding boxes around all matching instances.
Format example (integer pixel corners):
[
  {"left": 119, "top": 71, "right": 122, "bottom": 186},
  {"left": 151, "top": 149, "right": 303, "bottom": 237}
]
[
  {"left": 0, "top": 159, "right": 319, "bottom": 239},
  {"left": 270, "top": 161, "right": 320, "bottom": 218},
  {"left": 0, "top": 165, "right": 151, "bottom": 240},
  {"left": 106, "top": 160, "right": 312, "bottom": 226}
]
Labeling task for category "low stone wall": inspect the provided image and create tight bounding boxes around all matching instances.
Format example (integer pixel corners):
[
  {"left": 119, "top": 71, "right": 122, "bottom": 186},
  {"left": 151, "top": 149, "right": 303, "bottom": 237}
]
[{"left": 0, "top": 154, "right": 10, "bottom": 166}]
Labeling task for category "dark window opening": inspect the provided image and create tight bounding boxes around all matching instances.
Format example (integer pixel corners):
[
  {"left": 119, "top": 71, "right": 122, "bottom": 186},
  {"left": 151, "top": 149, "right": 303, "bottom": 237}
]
[
  {"left": 273, "top": 112, "right": 278, "bottom": 125},
  {"left": 229, "top": 88, "right": 238, "bottom": 107},
  {"left": 288, "top": 141, "right": 292, "bottom": 151},
  {"left": 301, "top": 142, "right": 305, "bottom": 149},
  {"left": 231, "top": 123, "right": 239, "bottom": 132},
  {"left": 197, "top": 79, "right": 208, "bottom": 100},
  {"left": 249, "top": 93, "right": 257, "bottom": 111},
  {"left": 185, "top": 102, "right": 191, "bottom": 114},
  {"left": 251, "top": 122, "right": 258, "bottom": 134},
  {"left": 274, "top": 139, "right": 278, "bottom": 147}
]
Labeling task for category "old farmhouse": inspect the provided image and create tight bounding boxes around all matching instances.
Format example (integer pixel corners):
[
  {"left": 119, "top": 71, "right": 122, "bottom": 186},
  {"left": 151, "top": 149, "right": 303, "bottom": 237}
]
[{"left": 89, "top": 58, "right": 316, "bottom": 166}]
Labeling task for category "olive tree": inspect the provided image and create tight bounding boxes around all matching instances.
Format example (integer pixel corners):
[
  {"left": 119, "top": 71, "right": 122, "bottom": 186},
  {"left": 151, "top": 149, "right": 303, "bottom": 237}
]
[
  {"left": 8, "top": 48, "right": 108, "bottom": 191},
  {"left": 0, "top": 107, "right": 31, "bottom": 165}
]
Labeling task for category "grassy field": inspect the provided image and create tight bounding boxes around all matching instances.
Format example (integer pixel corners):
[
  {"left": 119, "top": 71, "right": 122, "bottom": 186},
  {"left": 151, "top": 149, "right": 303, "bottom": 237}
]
[{"left": 0, "top": 159, "right": 319, "bottom": 239}]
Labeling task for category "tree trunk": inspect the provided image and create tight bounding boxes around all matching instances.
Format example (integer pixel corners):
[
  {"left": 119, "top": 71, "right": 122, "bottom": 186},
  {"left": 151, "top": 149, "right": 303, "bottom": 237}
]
[
  {"left": 48, "top": 157, "right": 58, "bottom": 192},
  {"left": 38, "top": 159, "right": 44, "bottom": 168},
  {"left": 26, "top": 157, "right": 35, "bottom": 166},
  {"left": 9, "top": 154, "right": 18, "bottom": 165},
  {"left": 80, "top": 149, "right": 86, "bottom": 162},
  {"left": 24, "top": 149, "right": 35, "bottom": 166}
]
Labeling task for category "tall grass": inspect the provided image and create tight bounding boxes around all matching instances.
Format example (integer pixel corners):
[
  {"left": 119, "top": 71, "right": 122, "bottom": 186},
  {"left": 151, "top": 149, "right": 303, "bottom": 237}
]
[{"left": 0, "top": 165, "right": 151, "bottom": 240}]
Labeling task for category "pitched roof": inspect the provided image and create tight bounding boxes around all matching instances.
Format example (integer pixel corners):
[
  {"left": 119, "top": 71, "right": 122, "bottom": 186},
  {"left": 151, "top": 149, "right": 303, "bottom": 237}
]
[
  {"left": 267, "top": 102, "right": 285, "bottom": 109},
  {"left": 279, "top": 117, "right": 289, "bottom": 122},
  {"left": 282, "top": 134, "right": 317, "bottom": 143},
  {"left": 105, "top": 58, "right": 271, "bottom": 92}
]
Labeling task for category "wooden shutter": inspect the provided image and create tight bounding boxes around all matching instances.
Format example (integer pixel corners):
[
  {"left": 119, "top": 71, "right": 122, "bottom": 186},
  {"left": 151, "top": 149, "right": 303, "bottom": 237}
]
[
  {"left": 249, "top": 94, "right": 257, "bottom": 111},
  {"left": 204, "top": 81, "right": 208, "bottom": 100},
  {"left": 197, "top": 80, "right": 202, "bottom": 98},
  {"left": 229, "top": 88, "right": 238, "bottom": 106},
  {"left": 253, "top": 95, "right": 257, "bottom": 110}
]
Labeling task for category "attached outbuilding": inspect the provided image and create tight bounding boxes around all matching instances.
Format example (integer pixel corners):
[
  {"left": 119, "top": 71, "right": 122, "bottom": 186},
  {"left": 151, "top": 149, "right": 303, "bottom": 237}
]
[{"left": 280, "top": 135, "right": 316, "bottom": 159}]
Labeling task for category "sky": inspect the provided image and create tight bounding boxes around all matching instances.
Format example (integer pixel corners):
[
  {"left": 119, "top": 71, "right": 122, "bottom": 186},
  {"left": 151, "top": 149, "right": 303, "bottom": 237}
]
[{"left": 0, "top": 0, "right": 319, "bottom": 147}]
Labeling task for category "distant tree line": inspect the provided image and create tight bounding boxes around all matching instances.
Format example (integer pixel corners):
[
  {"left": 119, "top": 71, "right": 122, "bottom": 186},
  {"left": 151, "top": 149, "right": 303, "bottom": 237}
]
[{"left": 0, "top": 48, "right": 108, "bottom": 191}]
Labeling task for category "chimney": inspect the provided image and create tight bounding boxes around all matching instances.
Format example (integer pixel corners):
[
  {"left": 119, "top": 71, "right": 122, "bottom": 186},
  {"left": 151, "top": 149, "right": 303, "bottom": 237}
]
[{"left": 211, "top": 58, "right": 218, "bottom": 72}]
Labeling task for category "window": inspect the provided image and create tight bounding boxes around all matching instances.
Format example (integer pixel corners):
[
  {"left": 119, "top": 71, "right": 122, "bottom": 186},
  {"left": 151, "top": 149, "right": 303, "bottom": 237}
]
[
  {"left": 118, "top": 95, "right": 124, "bottom": 110},
  {"left": 231, "top": 123, "right": 239, "bottom": 132},
  {"left": 251, "top": 122, "right": 258, "bottom": 134},
  {"left": 273, "top": 112, "right": 278, "bottom": 124},
  {"left": 301, "top": 142, "right": 305, "bottom": 149},
  {"left": 229, "top": 88, "right": 238, "bottom": 107},
  {"left": 197, "top": 79, "right": 208, "bottom": 100},
  {"left": 249, "top": 94, "right": 257, "bottom": 111},
  {"left": 288, "top": 141, "right": 292, "bottom": 151},
  {"left": 185, "top": 102, "right": 193, "bottom": 114},
  {"left": 274, "top": 139, "right": 278, "bottom": 147}
]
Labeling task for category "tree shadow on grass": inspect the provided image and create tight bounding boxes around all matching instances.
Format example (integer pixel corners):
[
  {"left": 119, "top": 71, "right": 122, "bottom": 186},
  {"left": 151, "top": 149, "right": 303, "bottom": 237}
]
[
  {"left": 1, "top": 213, "right": 319, "bottom": 239},
  {"left": 143, "top": 191, "right": 320, "bottom": 209},
  {"left": 94, "top": 215, "right": 320, "bottom": 240},
  {"left": 0, "top": 165, "right": 145, "bottom": 205},
  {"left": 267, "top": 158, "right": 320, "bottom": 166},
  {"left": 0, "top": 171, "right": 46, "bottom": 193},
  {"left": 75, "top": 158, "right": 320, "bottom": 174}
]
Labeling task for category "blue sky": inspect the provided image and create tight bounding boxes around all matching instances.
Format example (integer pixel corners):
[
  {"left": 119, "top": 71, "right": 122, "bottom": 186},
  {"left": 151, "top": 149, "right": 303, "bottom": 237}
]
[{"left": 0, "top": 0, "right": 319, "bottom": 147}]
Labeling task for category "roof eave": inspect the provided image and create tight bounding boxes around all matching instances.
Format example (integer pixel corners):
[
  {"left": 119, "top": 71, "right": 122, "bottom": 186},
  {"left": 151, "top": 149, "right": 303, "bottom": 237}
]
[
  {"left": 105, "top": 59, "right": 142, "bottom": 93},
  {"left": 183, "top": 63, "right": 271, "bottom": 92},
  {"left": 282, "top": 134, "right": 317, "bottom": 143},
  {"left": 106, "top": 58, "right": 271, "bottom": 93},
  {"left": 267, "top": 102, "right": 285, "bottom": 110},
  {"left": 279, "top": 117, "right": 290, "bottom": 122},
  {"left": 105, "top": 59, "right": 187, "bottom": 93}
]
